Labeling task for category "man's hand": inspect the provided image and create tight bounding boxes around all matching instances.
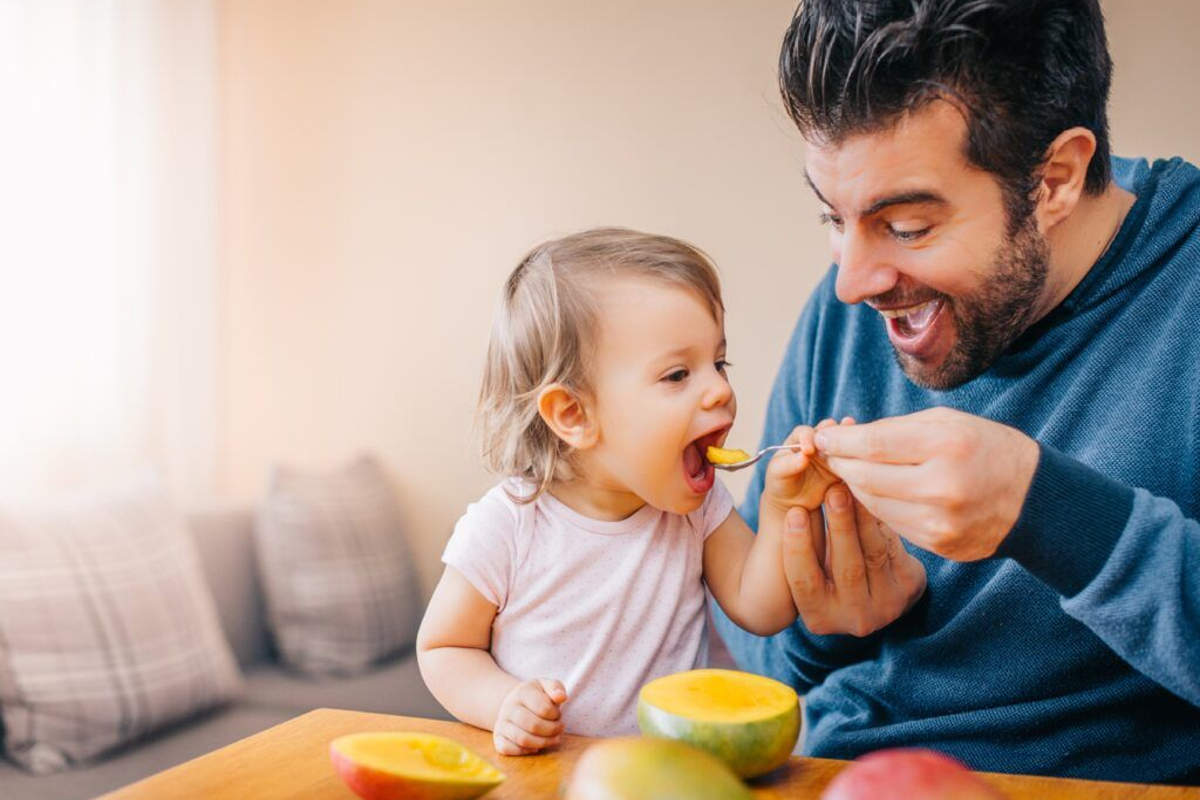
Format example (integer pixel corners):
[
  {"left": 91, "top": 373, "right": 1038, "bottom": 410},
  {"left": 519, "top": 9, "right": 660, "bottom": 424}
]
[
  {"left": 783, "top": 483, "right": 927, "bottom": 637},
  {"left": 762, "top": 421, "right": 844, "bottom": 516},
  {"left": 814, "top": 406, "right": 1040, "bottom": 561},
  {"left": 493, "top": 678, "right": 567, "bottom": 755}
]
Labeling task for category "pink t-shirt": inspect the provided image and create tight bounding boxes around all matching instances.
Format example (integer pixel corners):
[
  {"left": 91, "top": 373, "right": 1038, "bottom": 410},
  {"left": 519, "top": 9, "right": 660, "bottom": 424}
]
[{"left": 442, "top": 478, "right": 735, "bottom": 737}]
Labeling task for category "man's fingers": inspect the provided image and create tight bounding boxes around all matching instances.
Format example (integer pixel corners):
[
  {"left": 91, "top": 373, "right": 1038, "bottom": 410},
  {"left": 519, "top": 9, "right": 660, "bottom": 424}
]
[
  {"left": 854, "top": 498, "right": 892, "bottom": 580},
  {"left": 823, "top": 484, "right": 869, "bottom": 610},
  {"left": 815, "top": 418, "right": 935, "bottom": 464},
  {"left": 843, "top": 488, "right": 933, "bottom": 548},
  {"left": 782, "top": 506, "right": 830, "bottom": 617},
  {"left": 849, "top": 500, "right": 929, "bottom": 608},
  {"left": 809, "top": 506, "right": 828, "bottom": 568},
  {"left": 825, "top": 456, "right": 929, "bottom": 501}
]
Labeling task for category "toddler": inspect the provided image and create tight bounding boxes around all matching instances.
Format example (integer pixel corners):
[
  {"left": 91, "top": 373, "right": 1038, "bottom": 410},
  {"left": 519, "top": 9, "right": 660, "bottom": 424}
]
[{"left": 416, "top": 228, "right": 837, "bottom": 755}]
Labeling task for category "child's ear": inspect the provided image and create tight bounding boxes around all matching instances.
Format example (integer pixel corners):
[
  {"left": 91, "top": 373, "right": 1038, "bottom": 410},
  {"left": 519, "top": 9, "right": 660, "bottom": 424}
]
[{"left": 537, "top": 383, "right": 598, "bottom": 450}]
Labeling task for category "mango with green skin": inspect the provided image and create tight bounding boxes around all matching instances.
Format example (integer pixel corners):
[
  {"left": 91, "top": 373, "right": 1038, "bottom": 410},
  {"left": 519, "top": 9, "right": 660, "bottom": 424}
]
[
  {"left": 564, "top": 737, "right": 753, "bottom": 800},
  {"left": 637, "top": 669, "right": 800, "bottom": 779}
]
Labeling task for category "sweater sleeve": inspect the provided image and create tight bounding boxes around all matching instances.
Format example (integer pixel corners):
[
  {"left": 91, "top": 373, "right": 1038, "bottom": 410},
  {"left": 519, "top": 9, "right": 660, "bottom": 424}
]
[
  {"left": 997, "top": 443, "right": 1200, "bottom": 707},
  {"left": 711, "top": 274, "right": 881, "bottom": 692}
]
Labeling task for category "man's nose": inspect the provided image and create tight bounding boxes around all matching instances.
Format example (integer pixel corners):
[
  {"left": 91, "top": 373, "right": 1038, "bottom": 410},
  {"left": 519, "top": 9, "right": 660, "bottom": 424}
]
[{"left": 833, "top": 229, "right": 898, "bottom": 305}]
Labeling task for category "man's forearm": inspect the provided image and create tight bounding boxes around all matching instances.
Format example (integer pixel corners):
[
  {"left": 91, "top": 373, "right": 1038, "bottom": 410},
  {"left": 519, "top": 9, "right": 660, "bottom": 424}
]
[{"left": 997, "top": 444, "right": 1200, "bottom": 707}]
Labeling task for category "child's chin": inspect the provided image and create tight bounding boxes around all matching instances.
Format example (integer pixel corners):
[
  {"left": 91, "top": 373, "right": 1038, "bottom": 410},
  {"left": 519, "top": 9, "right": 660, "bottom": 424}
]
[{"left": 661, "top": 492, "right": 705, "bottom": 516}]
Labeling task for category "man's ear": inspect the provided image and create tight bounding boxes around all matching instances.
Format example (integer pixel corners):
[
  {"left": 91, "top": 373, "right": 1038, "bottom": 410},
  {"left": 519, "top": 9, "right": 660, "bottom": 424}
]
[
  {"left": 537, "top": 383, "right": 598, "bottom": 450},
  {"left": 1034, "top": 126, "right": 1097, "bottom": 234}
]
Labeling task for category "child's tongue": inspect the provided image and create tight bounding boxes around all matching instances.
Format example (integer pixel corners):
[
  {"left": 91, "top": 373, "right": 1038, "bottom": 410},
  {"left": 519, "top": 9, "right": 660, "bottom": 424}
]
[{"left": 683, "top": 442, "right": 704, "bottom": 477}]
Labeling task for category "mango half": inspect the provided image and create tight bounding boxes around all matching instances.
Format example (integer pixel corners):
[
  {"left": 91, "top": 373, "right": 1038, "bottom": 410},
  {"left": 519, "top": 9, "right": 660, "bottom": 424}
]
[
  {"left": 637, "top": 668, "right": 800, "bottom": 779},
  {"left": 330, "top": 732, "right": 505, "bottom": 800}
]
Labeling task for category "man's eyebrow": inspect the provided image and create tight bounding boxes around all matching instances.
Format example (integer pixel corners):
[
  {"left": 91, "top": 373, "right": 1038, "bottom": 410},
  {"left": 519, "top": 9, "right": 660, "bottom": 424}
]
[
  {"left": 803, "top": 170, "right": 948, "bottom": 217},
  {"left": 862, "top": 191, "right": 947, "bottom": 217},
  {"left": 803, "top": 170, "right": 832, "bottom": 208}
]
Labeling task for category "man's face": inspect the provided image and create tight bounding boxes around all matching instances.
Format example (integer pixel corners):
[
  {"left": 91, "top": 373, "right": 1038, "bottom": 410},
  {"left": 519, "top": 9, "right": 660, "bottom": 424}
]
[{"left": 804, "top": 100, "right": 1050, "bottom": 389}]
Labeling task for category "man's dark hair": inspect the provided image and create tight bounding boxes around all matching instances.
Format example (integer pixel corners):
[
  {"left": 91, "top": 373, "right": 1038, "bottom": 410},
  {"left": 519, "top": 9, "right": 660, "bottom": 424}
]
[{"left": 780, "top": 0, "right": 1113, "bottom": 221}]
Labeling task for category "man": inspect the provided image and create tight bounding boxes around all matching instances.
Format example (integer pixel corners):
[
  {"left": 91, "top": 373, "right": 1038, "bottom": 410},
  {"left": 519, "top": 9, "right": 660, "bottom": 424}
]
[{"left": 715, "top": 0, "right": 1200, "bottom": 784}]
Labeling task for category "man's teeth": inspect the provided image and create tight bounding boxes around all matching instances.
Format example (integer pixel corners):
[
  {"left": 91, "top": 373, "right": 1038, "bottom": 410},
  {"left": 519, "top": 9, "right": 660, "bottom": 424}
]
[
  {"left": 879, "top": 299, "right": 940, "bottom": 330},
  {"left": 878, "top": 300, "right": 938, "bottom": 319}
]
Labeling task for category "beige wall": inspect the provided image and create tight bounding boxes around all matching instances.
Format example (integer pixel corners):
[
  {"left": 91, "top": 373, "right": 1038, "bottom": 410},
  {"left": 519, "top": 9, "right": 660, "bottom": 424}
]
[{"left": 217, "top": 1, "right": 1200, "bottom": 596}]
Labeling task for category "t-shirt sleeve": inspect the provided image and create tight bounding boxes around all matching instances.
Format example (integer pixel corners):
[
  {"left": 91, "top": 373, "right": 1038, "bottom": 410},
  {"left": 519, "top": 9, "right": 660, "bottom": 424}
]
[
  {"left": 442, "top": 486, "right": 519, "bottom": 610},
  {"left": 694, "top": 479, "right": 735, "bottom": 540}
]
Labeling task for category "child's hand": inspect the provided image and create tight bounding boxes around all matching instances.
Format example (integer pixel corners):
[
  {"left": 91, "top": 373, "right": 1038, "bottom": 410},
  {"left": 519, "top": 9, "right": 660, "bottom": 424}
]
[
  {"left": 493, "top": 678, "right": 568, "bottom": 756},
  {"left": 763, "top": 418, "right": 845, "bottom": 515}
]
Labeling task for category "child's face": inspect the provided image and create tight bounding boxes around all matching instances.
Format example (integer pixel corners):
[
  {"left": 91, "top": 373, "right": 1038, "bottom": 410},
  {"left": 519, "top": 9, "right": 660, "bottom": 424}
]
[{"left": 583, "top": 276, "right": 736, "bottom": 514}]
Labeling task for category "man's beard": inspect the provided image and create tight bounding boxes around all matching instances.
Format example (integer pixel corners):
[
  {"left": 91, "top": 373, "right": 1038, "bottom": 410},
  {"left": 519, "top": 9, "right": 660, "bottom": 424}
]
[{"left": 890, "top": 214, "right": 1051, "bottom": 390}]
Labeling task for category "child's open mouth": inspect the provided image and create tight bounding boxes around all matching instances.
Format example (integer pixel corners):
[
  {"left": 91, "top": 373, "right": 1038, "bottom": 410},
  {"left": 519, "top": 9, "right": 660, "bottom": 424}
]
[{"left": 682, "top": 428, "right": 728, "bottom": 494}]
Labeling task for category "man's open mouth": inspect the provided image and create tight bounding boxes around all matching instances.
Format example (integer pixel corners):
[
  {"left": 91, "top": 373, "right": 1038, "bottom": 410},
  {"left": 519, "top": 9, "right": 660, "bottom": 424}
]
[
  {"left": 878, "top": 298, "right": 947, "bottom": 357},
  {"left": 682, "top": 428, "right": 729, "bottom": 494}
]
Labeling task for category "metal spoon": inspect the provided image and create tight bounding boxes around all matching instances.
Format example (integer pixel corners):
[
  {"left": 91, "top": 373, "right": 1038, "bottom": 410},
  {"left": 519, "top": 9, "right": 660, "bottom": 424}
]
[{"left": 710, "top": 444, "right": 806, "bottom": 472}]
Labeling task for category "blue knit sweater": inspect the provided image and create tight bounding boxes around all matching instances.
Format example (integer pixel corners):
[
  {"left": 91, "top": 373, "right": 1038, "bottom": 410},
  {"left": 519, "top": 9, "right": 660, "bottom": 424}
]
[{"left": 714, "top": 157, "right": 1200, "bottom": 784}]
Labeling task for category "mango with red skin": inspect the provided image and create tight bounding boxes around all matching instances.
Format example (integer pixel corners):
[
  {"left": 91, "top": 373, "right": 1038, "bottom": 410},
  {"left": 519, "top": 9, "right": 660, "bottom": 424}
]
[
  {"left": 329, "top": 732, "right": 504, "bottom": 800},
  {"left": 821, "top": 748, "right": 1005, "bottom": 800}
]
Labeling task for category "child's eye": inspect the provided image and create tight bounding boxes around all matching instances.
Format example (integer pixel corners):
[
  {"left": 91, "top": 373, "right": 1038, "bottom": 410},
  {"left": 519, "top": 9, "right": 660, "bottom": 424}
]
[
  {"left": 664, "top": 369, "right": 689, "bottom": 383},
  {"left": 715, "top": 360, "right": 732, "bottom": 373}
]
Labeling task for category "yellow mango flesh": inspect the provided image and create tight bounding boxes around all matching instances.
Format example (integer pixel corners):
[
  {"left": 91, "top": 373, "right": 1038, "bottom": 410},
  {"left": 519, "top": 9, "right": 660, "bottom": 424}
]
[
  {"left": 640, "top": 669, "right": 796, "bottom": 723},
  {"left": 330, "top": 732, "right": 504, "bottom": 800},
  {"left": 706, "top": 446, "right": 752, "bottom": 465}
]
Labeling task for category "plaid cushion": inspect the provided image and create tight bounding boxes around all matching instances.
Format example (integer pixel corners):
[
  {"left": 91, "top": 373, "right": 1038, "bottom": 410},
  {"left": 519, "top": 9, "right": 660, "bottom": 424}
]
[
  {"left": 0, "top": 478, "right": 242, "bottom": 773},
  {"left": 255, "top": 455, "right": 421, "bottom": 676}
]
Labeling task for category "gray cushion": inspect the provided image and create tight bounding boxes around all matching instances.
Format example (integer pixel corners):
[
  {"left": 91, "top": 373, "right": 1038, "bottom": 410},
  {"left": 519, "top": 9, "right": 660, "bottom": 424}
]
[
  {"left": 0, "top": 478, "right": 242, "bottom": 774},
  {"left": 255, "top": 455, "right": 422, "bottom": 676},
  {"left": 187, "top": 506, "right": 271, "bottom": 668},
  {"left": 0, "top": 706, "right": 293, "bottom": 800},
  {"left": 240, "top": 652, "right": 450, "bottom": 721}
]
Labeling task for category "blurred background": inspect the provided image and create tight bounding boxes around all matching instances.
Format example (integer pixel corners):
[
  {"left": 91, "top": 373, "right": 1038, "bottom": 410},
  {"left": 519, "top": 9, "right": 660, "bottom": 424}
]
[{"left": 2, "top": 0, "right": 1197, "bottom": 597}]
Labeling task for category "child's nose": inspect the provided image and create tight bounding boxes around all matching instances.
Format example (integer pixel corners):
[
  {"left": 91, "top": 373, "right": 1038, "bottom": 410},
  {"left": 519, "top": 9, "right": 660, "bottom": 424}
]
[{"left": 701, "top": 372, "right": 733, "bottom": 409}]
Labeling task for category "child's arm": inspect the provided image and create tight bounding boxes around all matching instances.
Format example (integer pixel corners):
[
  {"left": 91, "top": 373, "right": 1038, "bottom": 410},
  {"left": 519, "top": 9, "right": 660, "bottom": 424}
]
[
  {"left": 703, "top": 424, "right": 841, "bottom": 635},
  {"left": 416, "top": 566, "right": 567, "bottom": 755}
]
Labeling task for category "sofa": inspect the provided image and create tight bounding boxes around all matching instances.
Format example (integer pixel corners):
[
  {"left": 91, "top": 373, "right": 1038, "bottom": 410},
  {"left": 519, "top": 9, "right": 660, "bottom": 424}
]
[{"left": 0, "top": 506, "right": 450, "bottom": 800}]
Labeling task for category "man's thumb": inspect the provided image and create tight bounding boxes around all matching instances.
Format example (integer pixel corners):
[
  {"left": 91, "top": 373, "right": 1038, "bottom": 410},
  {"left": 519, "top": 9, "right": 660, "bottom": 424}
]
[{"left": 784, "top": 506, "right": 809, "bottom": 535}]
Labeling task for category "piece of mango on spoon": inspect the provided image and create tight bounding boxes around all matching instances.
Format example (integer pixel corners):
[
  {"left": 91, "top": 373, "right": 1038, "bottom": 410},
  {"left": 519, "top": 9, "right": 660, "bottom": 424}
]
[{"left": 706, "top": 446, "right": 752, "bottom": 465}]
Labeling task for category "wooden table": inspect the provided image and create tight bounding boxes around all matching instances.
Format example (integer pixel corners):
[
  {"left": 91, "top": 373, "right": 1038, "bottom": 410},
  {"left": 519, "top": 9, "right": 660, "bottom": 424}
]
[{"left": 99, "top": 708, "right": 1199, "bottom": 799}]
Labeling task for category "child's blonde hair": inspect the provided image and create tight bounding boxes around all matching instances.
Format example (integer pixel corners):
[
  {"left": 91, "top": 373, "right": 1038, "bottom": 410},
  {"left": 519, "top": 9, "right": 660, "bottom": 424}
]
[{"left": 478, "top": 227, "right": 724, "bottom": 502}]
